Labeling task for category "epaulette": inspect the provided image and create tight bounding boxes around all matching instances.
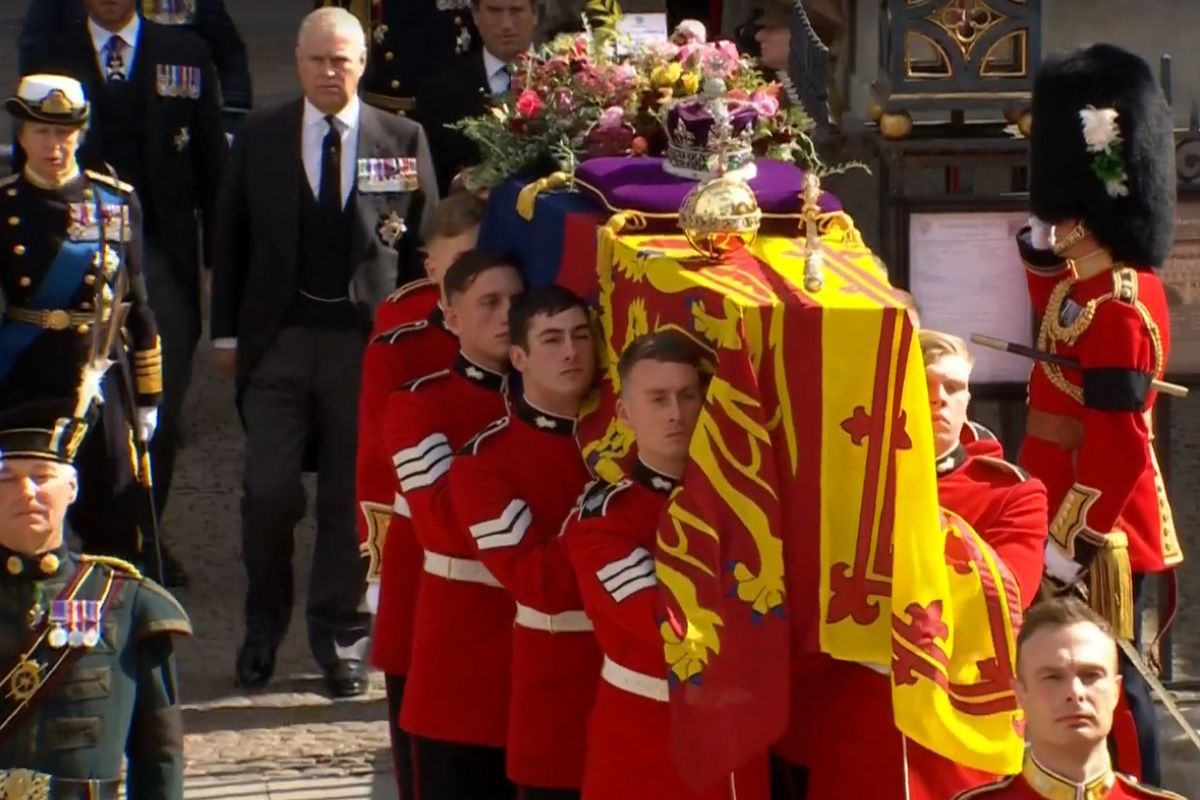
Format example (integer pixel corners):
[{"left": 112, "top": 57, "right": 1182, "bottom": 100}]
[
  {"left": 460, "top": 417, "right": 510, "bottom": 456},
  {"left": 384, "top": 278, "right": 433, "bottom": 304},
  {"left": 1115, "top": 773, "right": 1187, "bottom": 799},
  {"left": 1110, "top": 266, "right": 1139, "bottom": 305},
  {"left": 84, "top": 169, "right": 134, "bottom": 194},
  {"left": 974, "top": 455, "right": 1030, "bottom": 483},
  {"left": 948, "top": 775, "right": 1017, "bottom": 799},
  {"left": 0, "top": 174, "right": 18, "bottom": 188},
  {"left": 402, "top": 368, "right": 450, "bottom": 392},
  {"left": 131, "top": 578, "right": 193, "bottom": 640},
  {"left": 578, "top": 479, "right": 632, "bottom": 519},
  {"left": 370, "top": 318, "right": 430, "bottom": 346},
  {"left": 80, "top": 553, "right": 143, "bottom": 581}
]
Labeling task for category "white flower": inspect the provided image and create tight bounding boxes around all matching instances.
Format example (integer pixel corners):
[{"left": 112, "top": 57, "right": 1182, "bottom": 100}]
[
  {"left": 1105, "top": 177, "right": 1130, "bottom": 198},
  {"left": 1079, "top": 105, "right": 1121, "bottom": 152}
]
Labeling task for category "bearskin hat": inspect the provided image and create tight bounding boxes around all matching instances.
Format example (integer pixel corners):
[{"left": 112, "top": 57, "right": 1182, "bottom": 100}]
[{"left": 1029, "top": 43, "right": 1175, "bottom": 267}]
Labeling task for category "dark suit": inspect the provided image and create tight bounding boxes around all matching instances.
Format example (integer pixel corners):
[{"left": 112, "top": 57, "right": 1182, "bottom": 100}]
[
  {"left": 18, "top": 0, "right": 253, "bottom": 112},
  {"left": 415, "top": 51, "right": 490, "bottom": 195},
  {"left": 211, "top": 98, "right": 436, "bottom": 666},
  {"left": 27, "top": 18, "right": 229, "bottom": 524}
]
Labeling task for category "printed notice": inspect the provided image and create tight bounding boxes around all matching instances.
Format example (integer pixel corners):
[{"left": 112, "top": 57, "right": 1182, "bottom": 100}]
[{"left": 909, "top": 211, "right": 1035, "bottom": 384}]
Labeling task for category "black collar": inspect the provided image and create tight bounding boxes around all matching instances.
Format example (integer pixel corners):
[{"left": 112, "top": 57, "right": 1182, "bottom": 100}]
[
  {"left": 514, "top": 395, "right": 577, "bottom": 436},
  {"left": 632, "top": 458, "right": 680, "bottom": 495},
  {"left": 0, "top": 542, "right": 70, "bottom": 581},
  {"left": 936, "top": 444, "right": 969, "bottom": 476},
  {"left": 454, "top": 351, "right": 507, "bottom": 392},
  {"left": 429, "top": 304, "right": 451, "bottom": 333}
]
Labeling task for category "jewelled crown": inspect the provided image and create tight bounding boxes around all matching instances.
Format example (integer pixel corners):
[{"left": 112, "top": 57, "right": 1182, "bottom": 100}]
[{"left": 663, "top": 78, "right": 758, "bottom": 181}]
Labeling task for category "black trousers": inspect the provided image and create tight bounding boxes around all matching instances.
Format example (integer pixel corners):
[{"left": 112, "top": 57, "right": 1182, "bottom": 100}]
[
  {"left": 517, "top": 788, "right": 579, "bottom": 800},
  {"left": 770, "top": 755, "right": 808, "bottom": 800},
  {"left": 1111, "top": 576, "right": 1160, "bottom": 784},
  {"left": 386, "top": 674, "right": 415, "bottom": 800},
  {"left": 410, "top": 735, "right": 514, "bottom": 800},
  {"left": 239, "top": 327, "right": 370, "bottom": 666},
  {"left": 69, "top": 373, "right": 144, "bottom": 558}
]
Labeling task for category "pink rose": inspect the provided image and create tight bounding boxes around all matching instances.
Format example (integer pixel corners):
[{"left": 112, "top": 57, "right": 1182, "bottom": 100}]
[
  {"left": 750, "top": 89, "right": 780, "bottom": 118},
  {"left": 515, "top": 89, "right": 543, "bottom": 119},
  {"left": 597, "top": 106, "right": 625, "bottom": 130},
  {"left": 715, "top": 40, "right": 740, "bottom": 62}
]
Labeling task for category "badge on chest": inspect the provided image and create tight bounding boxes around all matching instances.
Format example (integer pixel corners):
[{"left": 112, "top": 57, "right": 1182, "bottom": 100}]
[
  {"left": 155, "top": 64, "right": 202, "bottom": 99},
  {"left": 144, "top": 0, "right": 196, "bottom": 25},
  {"left": 357, "top": 158, "right": 419, "bottom": 194},
  {"left": 67, "top": 202, "right": 131, "bottom": 242}
]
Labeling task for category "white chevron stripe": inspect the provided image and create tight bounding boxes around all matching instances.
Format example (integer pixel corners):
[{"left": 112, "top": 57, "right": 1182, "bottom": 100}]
[
  {"left": 393, "top": 493, "right": 411, "bottom": 517},
  {"left": 469, "top": 499, "right": 533, "bottom": 550},
  {"left": 394, "top": 433, "right": 453, "bottom": 492},
  {"left": 597, "top": 548, "right": 657, "bottom": 602}
]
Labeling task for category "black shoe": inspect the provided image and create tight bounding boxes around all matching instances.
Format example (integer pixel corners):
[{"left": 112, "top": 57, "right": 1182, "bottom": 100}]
[
  {"left": 159, "top": 545, "right": 189, "bottom": 589},
  {"left": 236, "top": 641, "right": 276, "bottom": 689},
  {"left": 324, "top": 659, "right": 366, "bottom": 698}
]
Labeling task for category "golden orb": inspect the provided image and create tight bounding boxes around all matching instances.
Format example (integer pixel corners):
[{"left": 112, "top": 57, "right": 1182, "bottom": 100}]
[{"left": 678, "top": 174, "right": 762, "bottom": 259}]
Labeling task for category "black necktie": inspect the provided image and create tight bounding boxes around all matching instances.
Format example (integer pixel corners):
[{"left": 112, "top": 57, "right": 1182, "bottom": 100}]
[{"left": 319, "top": 115, "right": 341, "bottom": 214}]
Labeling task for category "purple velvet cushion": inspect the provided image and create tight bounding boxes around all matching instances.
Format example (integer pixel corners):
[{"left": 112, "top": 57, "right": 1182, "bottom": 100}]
[{"left": 574, "top": 157, "right": 843, "bottom": 216}]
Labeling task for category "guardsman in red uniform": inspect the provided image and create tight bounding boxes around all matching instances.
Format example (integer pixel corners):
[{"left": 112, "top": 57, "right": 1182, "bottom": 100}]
[
  {"left": 390, "top": 250, "right": 523, "bottom": 800},
  {"left": 775, "top": 331, "right": 1049, "bottom": 800},
  {"left": 1017, "top": 43, "right": 1180, "bottom": 783},
  {"left": 450, "top": 286, "right": 599, "bottom": 798},
  {"left": 359, "top": 194, "right": 482, "bottom": 798},
  {"left": 961, "top": 419, "right": 1005, "bottom": 459},
  {"left": 952, "top": 598, "right": 1185, "bottom": 800},
  {"left": 564, "top": 332, "right": 765, "bottom": 800}
]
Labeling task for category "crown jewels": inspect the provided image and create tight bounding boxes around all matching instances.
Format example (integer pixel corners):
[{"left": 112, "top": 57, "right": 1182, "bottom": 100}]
[{"left": 663, "top": 78, "right": 758, "bottom": 181}]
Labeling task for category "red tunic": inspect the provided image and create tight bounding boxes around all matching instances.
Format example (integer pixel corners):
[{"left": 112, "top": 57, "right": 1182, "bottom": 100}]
[
  {"left": 389, "top": 355, "right": 514, "bottom": 746},
  {"left": 1017, "top": 231, "right": 1181, "bottom": 575},
  {"left": 961, "top": 419, "right": 1005, "bottom": 460},
  {"left": 565, "top": 460, "right": 767, "bottom": 800},
  {"left": 777, "top": 447, "right": 1048, "bottom": 800},
  {"left": 952, "top": 756, "right": 1185, "bottom": 800},
  {"left": 356, "top": 281, "right": 455, "bottom": 588},
  {"left": 449, "top": 396, "right": 599, "bottom": 789}
]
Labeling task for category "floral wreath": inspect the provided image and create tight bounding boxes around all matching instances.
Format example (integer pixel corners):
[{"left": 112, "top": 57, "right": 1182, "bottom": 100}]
[{"left": 1079, "top": 105, "right": 1129, "bottom": 198}]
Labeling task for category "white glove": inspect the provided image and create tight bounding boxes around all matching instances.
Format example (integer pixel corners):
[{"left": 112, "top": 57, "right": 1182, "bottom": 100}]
[
  {"left": 1044, "top": 541, "right": 1085, "bottom": 585},
  {"left": 1029, "top": 216, "right": 1056, "bottom": 251},
  {"left": 135, "top": 407, "right": 158, "bottom": 443},
  {"left": 365, "top": 580, "right": 381, "bottom": 615}
]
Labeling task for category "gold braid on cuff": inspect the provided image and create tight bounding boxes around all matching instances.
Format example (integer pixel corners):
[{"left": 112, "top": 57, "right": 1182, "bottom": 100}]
[
  {"left": 1049, "top": 483, "right": 1134, "bottom": 639},
  {"left": 134, "top": 337, "right": 163, "bottom": 397}
]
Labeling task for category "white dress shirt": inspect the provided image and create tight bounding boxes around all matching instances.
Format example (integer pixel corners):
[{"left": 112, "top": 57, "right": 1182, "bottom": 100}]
[
  {"left": 482, "top": 48, "right": 512, "bottom": 97},
  {"left": 88, "top": 14, "right": 141, "bottom": 77},
  {"left": 212, "top": 96, "right": 364, "bottom": 350},
  {"left": 301, "top": 96, "right": 360, "bottom": 207}
]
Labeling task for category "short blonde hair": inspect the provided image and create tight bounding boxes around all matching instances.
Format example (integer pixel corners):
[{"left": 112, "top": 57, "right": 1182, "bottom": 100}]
[
  {"left": 297, "top": 7, "right": 366, "bottom": 54},
  {"left": 919, "top": 329, "right": 975, "bottom": 369}
]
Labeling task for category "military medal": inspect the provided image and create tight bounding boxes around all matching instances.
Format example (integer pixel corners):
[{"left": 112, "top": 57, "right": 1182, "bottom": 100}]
[
  {"left": 80, "top": 601, "right": 101, "bottom": 648},
  {"left": 47, "top": 600, "right": 69, "bottom": 648},
  {"left": 174, "top": 126, "right": 190, "bottom": 152},
  {"left": 9, "top": 659, "right": 41, "bottom": 702},
  {"left": 356, "top": 158, "right": 418, "bottom": 194},
  {"left": 156, "top": 64, "right": 202, "bottom": 99},
  {"left": 376, "top": 211, "right": 407, "bottom": 248},
  {"left": 66, "top": 600, "right": 84, "bottom": 648}
]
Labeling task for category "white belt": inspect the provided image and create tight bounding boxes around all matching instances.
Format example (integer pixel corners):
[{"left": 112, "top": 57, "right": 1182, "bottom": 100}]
[
  {"left": 514, "top": 604, "right": 593, "bottom": 633},
  {"left": 422, "top": 550, "right": 502, "bottom": 588},
  {"left": 601, "top": 656, "right": 669, "bottom": 703}
]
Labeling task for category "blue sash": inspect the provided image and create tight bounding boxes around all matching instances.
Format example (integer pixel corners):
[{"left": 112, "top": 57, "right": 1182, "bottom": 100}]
[{"left": 0, "top": 183, "right": 123, "bottom": 383}]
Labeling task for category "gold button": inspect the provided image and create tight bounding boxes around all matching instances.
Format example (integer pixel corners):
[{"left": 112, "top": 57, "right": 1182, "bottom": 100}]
[
  {"left": 5, "top": 188, "right": 16, "bottom": 197},
  {"left": 83, "top": 274, "right": 96, "bottom": 285},
  {"left": 7, "top": 216, "right": 18, "bottom": 226},
  {"left": 80, "top": 302, "right": 93, "bottom": 311},
  {"left": 18, "top": 277, "right": 30, "bottom": 287},
  {"left": 13, "top": 245, "right": 25, "bottom": 256},
  {"left": 38, "top": 553, "right": 59, "bottom": 575},
  {"left": 385, "top": 51, "right": 394, "bottom": 61},
  {"left": 6, "top": 556, "right": 22, "bottom": 576},
  {"left": 390, "top": 79, "right": 400, "bottom": 89},
  {"left": 76, "top": 323, "right": 90, "bottom": 335}
]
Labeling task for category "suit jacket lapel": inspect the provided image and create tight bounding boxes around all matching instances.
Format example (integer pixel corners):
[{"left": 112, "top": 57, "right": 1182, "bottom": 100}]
[
  {"left": 351, "top": 105, "right": 385, "bottom": 265},
  {"left": 278, "top": 99, "right": 305, "bottom": 271}
]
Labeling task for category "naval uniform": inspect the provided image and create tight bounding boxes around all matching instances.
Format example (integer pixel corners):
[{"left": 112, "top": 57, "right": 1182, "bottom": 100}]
[
  {"left": 0, "top": 169, "right": 160, "bottom": 561},
  {"left": 0, "top": 546, "right": 190, "bottom": 800},
  {"left": 387, "top": 354, "right": 513, "bottom": 800},
  {"left": 450, "top": 396, "right": 598, "bottom": 795}
]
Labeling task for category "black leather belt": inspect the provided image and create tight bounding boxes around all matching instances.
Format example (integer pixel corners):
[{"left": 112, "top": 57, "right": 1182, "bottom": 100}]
[{"left": 0, "top": 769, "right": 120, "bottom": 799}]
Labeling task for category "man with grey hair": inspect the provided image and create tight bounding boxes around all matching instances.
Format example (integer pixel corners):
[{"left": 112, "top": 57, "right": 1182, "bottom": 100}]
[{"left": 211, "top": 6, "right": 437, "bottom": 697}]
